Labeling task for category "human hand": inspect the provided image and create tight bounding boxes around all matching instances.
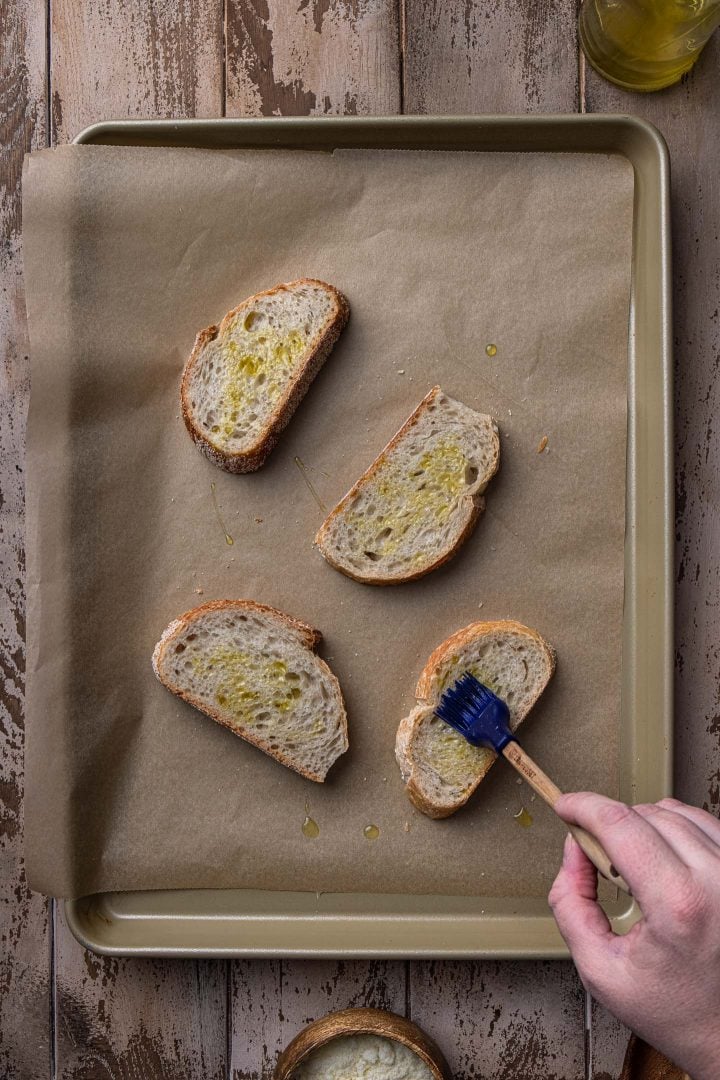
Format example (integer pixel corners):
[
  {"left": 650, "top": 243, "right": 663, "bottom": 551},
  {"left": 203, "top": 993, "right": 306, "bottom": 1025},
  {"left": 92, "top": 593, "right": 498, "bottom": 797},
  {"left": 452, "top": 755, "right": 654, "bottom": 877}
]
[{"left": 549, "top": 794, "right": 720, "bottom": 1080}]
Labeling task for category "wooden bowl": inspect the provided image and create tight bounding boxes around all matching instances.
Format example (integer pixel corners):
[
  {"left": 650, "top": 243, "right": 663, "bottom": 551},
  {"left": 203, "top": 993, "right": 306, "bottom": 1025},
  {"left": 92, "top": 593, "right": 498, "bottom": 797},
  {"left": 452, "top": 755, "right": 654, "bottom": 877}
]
[{"left": 274, "top": 1007, "right": 452, "bottom": 1080}]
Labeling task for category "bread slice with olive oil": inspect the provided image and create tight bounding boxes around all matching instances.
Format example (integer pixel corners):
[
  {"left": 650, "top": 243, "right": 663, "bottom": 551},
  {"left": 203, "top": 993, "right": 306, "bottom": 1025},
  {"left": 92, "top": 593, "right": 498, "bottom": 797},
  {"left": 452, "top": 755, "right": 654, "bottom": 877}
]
[
  {"left": 181, "top": 280, "right": 349, "bottom": 473},
  {"left": 315, "top": 386, "right": 500, "bottom": 584},
  {"left": 152, "top": 601, "right": 348, "bottom": 782},
  {"left": 395, "top": 621, "right": 555, "bottom": 818}
]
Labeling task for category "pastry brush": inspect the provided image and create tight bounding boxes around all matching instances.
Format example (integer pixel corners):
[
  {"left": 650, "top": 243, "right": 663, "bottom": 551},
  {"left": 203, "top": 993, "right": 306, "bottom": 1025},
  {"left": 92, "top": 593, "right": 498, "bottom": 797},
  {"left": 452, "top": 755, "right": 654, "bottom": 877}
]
[{"left": 436, "top": 672, "right": 630, "bottom": 895}]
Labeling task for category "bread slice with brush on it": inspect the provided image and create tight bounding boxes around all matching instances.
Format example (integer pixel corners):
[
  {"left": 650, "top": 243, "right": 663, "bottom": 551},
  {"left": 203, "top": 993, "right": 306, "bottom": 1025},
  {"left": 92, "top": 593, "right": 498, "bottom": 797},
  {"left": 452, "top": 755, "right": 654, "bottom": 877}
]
[
  {"left": 395, "top": 620, "right": 555, "bottom": 818},
  {"left": 315, "top": 386, "right": 500, "bottom": 585},
  {"left": 181, "top": 279, "right": 349, "bottom": 473},
  {"left": 152, "top": 600, "right": 348, "bottom": 782}
]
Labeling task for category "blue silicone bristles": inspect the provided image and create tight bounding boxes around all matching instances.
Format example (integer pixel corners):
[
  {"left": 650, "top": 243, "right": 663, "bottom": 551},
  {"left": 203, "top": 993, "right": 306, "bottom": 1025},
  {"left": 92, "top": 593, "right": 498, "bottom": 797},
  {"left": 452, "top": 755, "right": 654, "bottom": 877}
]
[{"left": 435, "top": 672, "right": 516, "bottom": 753}]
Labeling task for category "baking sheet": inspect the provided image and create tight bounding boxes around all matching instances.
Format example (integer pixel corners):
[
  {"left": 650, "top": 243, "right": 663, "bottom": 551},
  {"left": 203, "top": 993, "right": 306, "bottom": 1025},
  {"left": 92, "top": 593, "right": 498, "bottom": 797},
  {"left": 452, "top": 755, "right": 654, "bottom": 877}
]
[{"left": 23, "top": 145, "right": 633, "bottom": 899}]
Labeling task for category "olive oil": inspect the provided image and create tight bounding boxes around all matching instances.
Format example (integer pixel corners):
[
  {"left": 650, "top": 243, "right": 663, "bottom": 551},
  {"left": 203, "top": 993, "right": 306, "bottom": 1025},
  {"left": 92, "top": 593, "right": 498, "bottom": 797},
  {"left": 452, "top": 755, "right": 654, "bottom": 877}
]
[
  {"left": 210, "top": 482, "right": 234, "bottom": 546},
  {"left": 302, "top": 815, "right": 320, "bottom": 839},
  {"left": 302, "top": 803, "right": 320, "bottom": 838},
  {"left": 363, "top": 824, "right": 380, "bottom": 840},
  {"left": 514, "top": 807, "right": 533, "bottom": 828},
  {"left": 345, "top": 440, "right": 468, "bottom": 563},
  {"left": 294, "top": 456, "right": 328, "bottom": 513},
  {"left": 192, "top": 648, "right": 301, "bottom": 724},
  {"left": 579, "top": 0, "right": 720, "bottom": 91},
  {"left": 214, "top": 326, "right": 305, "bottom": 444}
]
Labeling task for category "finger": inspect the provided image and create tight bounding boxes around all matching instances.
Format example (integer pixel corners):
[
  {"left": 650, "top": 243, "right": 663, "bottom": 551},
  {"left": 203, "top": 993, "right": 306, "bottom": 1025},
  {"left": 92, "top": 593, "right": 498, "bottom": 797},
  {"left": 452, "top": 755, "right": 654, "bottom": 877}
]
[
  {"left": 633, "top": 803, "right": 720, "bottom": 865},
  {"left": 549, "top": 833, "right": 614, "bottom": 957},
  {"left": 656, "top": 798, "right": 720, "bottom": 846},
  {"left": 555, "top": 792, "right": 688, "bottom": 911}
]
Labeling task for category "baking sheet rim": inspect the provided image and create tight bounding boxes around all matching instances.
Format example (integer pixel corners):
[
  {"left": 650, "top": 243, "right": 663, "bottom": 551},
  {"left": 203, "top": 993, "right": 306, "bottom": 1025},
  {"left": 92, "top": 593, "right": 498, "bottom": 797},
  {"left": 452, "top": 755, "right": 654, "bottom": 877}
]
[{"left": 62, "top": 113, "right": 672, "bottom": 958}]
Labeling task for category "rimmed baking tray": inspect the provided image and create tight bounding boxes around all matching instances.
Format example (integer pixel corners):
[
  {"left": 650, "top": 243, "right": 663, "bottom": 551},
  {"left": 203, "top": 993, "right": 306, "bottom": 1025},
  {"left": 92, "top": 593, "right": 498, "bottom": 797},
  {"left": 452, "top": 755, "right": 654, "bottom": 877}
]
[{"left": 65, "top": 115, "right": 672, "bottom": 958}]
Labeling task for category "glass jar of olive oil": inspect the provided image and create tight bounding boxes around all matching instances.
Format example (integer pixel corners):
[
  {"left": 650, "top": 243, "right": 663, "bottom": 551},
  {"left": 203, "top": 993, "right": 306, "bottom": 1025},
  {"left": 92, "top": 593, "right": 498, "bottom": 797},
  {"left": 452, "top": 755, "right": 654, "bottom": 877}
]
[{"left": 579, "top": 0, "right": 720, "bottom": 91}]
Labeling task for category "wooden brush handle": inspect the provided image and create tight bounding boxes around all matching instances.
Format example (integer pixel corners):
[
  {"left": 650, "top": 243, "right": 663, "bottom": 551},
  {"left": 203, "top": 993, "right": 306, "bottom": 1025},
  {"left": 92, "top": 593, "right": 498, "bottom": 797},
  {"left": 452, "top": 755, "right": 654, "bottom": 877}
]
[{"left": 502, "top": 741, "right": 631, "bottom": 896}]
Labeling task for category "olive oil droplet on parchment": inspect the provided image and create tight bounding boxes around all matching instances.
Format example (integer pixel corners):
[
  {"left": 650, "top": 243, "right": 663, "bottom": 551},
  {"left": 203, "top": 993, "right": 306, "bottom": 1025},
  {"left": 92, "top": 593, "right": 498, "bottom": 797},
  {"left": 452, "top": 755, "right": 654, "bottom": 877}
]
[
  {"left": 302, "top": 801, "right": 319, "bottom": 838},
  {"left": 210, "top": 482, "right": 234, "bottom": 545}
]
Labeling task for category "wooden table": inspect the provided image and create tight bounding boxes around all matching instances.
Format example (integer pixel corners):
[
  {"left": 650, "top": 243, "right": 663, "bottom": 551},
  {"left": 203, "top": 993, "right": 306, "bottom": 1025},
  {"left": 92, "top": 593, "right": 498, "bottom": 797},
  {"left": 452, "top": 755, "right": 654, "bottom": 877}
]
[{"left": 1, "top": 3, "right": 717, "bottom": 1077}]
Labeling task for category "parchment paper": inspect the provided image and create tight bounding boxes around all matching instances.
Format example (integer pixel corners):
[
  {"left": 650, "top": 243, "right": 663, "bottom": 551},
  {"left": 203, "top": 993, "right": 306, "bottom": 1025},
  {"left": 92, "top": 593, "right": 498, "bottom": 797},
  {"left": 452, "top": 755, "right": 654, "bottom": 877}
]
[{"left": 23, "top": 145, "right": 633, "bottom": 899}]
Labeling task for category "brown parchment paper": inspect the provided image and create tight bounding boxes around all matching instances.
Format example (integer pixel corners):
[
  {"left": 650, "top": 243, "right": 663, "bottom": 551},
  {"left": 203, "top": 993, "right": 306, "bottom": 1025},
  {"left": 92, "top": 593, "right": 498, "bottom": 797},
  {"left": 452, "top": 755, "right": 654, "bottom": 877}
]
[{"left": 22, "top": 145, "right": 633, "bottom": 899}]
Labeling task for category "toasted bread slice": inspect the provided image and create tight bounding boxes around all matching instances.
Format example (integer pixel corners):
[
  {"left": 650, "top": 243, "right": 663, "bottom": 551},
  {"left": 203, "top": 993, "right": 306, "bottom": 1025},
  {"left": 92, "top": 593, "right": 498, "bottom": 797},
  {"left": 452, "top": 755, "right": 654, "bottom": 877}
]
[
  {"left": 315, "top": 387, "right": 499, "bottom": 584},
  {"left": 181, "top": 280, "right": 349, "bottom": 473},
  {"left": 152, "top": 600, "right": 348, "bottom": 782},
  {"left": 395, "top": 620, "right": 555, "bottom": 817}
]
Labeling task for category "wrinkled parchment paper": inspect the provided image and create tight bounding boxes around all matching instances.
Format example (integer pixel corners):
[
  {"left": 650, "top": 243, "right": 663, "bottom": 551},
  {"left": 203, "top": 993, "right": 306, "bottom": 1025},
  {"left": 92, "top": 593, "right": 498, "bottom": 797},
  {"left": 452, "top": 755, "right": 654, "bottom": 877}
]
[{"left": 23, "top": 146, "right": 633, "bottom": 899}]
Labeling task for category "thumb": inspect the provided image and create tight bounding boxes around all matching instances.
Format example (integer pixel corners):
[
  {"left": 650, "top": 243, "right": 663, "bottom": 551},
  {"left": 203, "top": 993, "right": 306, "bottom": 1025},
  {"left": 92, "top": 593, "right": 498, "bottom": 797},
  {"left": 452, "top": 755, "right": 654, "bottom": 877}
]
[{"left": 549, "top": 833, "right": 614, "bottom": 959}]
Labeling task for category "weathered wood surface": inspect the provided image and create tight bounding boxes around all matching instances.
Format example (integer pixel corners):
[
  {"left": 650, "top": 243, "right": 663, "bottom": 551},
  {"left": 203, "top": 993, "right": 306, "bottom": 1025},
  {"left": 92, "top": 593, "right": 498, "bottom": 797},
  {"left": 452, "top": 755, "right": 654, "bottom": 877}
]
[
  {"left": 50, "top": 0, "right": 224, "bottom": 143},
  {"left": 584, "top": 33, "right": 720, "bottom": 818},
  {"left": 409, "top": 960, "right": 585, "bottom": 1080},
  {"left": 2, "top": 1, "right": 718, "bottom": 1077},
  {"left": 225, "top": 6, "right": 407, "bottom": 1077},
  {"left": 403, "top": 3, "right": 588, "bottom": 1075},
  {"left": 225, "top": 0, "right": 401, "bottom": 117},
  {"left": 48, "top": 4, "right": 229, "bottom": 1077},
  {"left": 591, "top": 995, "right": 630, "bottom": 1080},
  {"left": 54, "top": 906, "right": 228, "bottom": 1080},
  {"left": 582, "top": 38, "right": 720, "bottom": 1077},
  {"left": 403, "top": 0, "right": 579, "bottom": 114},
  {"left": 0, "top": 1, "right": 52, "bottom": 1077},
  {"left": 231, "top": 960, "right": 406, "bottom": 1078}
]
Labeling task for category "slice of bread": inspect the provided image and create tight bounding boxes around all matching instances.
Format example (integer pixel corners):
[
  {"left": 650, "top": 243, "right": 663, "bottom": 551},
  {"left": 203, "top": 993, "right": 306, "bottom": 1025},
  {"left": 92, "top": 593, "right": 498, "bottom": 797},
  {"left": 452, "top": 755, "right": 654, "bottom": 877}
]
[
  {"left": 181, "top": 280, "right": 349, "bottom": 473},
  {"left": 152, "top": 600, "right": 348, "bottom": 782},
  {"left": 395, "top": 620, "right": 555, "bottom": 817},
  {"left": 315, "top": 386, "right": 499, "bottom": 584}
]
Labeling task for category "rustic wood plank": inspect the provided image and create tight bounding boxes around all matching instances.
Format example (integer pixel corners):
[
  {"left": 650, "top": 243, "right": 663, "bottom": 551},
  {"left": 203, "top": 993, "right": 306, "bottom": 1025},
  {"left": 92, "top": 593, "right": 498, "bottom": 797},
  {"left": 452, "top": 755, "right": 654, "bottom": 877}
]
[
  {"left": 584, "top": 26, "right": 720, "bottom": 820},
  {"left": 54, "top": 905, "right": 228, "bottom": 1080},
  {"left": 401, "top": 5, "right": 588, "bottom": 1076},
  {"left": 590, "top": 996, "right": 629, "bottom": 1080},
  {"left": 0, "top": 1, "right": 52, "bottom": 1077},
  {"left": 48, "top": 5, "right": 230, "bottom": 1078},
  {"left": 231, "top": 961, "right": 284, "bottom": 1080},
  {"left": 231, "top": 959, "right": 407, "bottom": 1078},
  {"left": 583, "top": 38, "right": 720, "bottom": 1079},
  {"left": 50, "top": 0, "right": 224, "bottom": 143},
  {"left": 227, "top": 8, "right": 405, "bottom": 1079},
  {"left": 409, "top": 959, "right": 584, "bottom": 1080},
  {"left": 403, "top": 0, "right": 579, "bottom": 114},
  {"left": 225, "top": 0, "right": 401, "bottom": 117},
  {"left": 279, "top": 959, "right": 407, "bottom": 1029}
]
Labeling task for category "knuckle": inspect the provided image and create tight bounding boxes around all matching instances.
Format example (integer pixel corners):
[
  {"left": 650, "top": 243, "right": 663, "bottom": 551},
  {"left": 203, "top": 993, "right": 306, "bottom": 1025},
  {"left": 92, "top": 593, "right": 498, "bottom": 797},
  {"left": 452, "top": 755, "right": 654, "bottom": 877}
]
[
  {"left": 557, "top": 791, "right": 589, "bottom": 817},
  {"left": 632, "top": 803, "right": 658, "bottom": 820},
  {"left": 547, "top": 879, "right": 578, "bottom": 922},
  {"left": 666, "top": 878, "right": 709, "bottom": 929},
  {"left": 547, "top": 878, "right": 566, "bottom": 911},
  {"left": 596, "top": 801, "right": 634, "bottom": 831}
]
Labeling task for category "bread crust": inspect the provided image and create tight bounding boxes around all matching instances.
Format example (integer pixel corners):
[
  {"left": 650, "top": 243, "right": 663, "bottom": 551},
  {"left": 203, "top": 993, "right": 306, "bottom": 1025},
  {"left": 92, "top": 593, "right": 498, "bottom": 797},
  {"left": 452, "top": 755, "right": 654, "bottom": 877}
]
[
  {"left": 396, "top": 620, "right": 556, "bottom": 818},
  {"left": 415, "top": 619, "right": 556, "bottom": 702},
  {"left": 152, "top": 600, "right": 348, "bottom": 782},
  {"left": 315, "top": 386, "right": 499, "bottom": 584},
  {"left": 181, "top": 279, "right": 350, "bottom": 473}
]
